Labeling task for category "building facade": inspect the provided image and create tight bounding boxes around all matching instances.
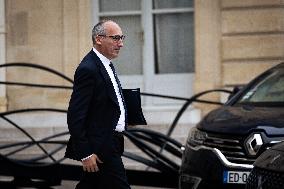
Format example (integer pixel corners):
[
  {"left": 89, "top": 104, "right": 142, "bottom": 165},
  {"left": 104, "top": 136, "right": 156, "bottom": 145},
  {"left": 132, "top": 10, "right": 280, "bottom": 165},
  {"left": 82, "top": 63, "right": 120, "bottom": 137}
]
[{"left": 1, "top": 0, "right": 284, "bottom": 125}]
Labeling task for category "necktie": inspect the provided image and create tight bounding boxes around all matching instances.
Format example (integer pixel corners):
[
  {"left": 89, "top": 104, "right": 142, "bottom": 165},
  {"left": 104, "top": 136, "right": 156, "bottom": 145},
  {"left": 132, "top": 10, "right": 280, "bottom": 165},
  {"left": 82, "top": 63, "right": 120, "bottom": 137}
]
[{"left": 109, "top": 63, "right": 128, "bottom": 128}]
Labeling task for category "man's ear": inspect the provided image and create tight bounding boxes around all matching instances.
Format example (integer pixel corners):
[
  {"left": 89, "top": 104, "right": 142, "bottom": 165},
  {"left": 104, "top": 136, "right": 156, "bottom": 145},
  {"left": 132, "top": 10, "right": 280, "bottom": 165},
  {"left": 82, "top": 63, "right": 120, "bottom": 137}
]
[{"left": 95, "top": 36, "right": 103, "bottom": 45}]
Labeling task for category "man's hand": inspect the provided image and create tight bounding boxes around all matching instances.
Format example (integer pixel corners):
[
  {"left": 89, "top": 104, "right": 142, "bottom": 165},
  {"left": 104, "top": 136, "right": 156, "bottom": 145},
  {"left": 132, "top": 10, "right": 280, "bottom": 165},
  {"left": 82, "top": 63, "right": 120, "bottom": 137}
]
[{"left": 82, "top": 154, "right": 103, "bottom": 172}]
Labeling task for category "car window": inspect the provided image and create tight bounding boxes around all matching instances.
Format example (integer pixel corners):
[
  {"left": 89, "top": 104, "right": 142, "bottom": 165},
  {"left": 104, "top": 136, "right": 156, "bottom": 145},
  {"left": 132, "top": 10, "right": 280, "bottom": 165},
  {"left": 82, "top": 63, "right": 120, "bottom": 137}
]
[{"left": 237, "top": 68, "right": 284, "bottom": 106}]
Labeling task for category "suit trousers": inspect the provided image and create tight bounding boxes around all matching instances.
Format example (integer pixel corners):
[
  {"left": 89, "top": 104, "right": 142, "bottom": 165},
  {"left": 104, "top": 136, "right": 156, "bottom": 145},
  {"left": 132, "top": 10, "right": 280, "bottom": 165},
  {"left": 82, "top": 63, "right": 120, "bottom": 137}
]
[{"left": 75, "top": 132, "right": 131, "bottom": 189}]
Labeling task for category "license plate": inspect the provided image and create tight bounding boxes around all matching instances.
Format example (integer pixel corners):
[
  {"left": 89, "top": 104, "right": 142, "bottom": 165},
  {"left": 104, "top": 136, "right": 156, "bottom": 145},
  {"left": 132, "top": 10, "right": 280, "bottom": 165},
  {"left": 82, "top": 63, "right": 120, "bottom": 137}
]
[{"left": 223, "top": 171, "right": 250, "bottom": 184}]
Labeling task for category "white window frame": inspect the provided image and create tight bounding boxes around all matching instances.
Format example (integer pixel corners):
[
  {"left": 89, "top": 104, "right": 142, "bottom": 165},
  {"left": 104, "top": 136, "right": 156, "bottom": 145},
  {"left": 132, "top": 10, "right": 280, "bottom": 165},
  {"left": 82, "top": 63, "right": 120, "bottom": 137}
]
[{"left": 92, "top": 0, "right": 194, "bottom": 107}]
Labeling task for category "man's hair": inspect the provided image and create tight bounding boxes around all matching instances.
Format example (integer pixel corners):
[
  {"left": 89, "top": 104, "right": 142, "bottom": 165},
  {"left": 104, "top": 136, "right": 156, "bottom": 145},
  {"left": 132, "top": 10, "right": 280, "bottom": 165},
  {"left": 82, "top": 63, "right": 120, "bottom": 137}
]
[{"left": 92, "top": 20, "right": 112, "bottom": 45}]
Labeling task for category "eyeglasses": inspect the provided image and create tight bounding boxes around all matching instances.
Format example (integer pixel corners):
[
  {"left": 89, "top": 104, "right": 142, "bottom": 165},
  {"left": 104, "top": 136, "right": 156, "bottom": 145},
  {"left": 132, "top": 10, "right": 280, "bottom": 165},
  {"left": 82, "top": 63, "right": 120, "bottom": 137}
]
[{"left": 98, "top": 35, "right": 126, "bottom": 42}]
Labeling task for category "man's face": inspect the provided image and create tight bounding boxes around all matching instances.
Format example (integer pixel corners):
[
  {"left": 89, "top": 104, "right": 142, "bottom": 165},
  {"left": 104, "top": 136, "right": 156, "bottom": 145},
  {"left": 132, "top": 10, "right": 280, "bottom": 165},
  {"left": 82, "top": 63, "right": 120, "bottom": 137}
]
[{"left": 96, "top": 22, "right": 124, "bottom": 60}]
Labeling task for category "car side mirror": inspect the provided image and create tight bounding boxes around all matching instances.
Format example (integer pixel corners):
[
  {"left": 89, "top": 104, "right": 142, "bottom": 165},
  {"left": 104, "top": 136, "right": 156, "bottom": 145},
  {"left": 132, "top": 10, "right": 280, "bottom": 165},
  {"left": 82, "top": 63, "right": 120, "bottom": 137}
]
[{"left": 228, "top": 86, "right": 242, "bottom": 100}]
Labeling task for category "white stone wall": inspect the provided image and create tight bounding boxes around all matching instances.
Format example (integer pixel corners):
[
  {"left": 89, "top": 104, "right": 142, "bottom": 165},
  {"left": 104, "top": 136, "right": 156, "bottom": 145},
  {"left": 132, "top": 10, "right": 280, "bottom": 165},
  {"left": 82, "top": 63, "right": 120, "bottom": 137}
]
[
  {"left": 0, "top": 0, "right": 6, "bottom": 111},
  {"left": 194, "top": 0, "right": 284, "bottom": 115},
  {"left": 3, "top": 0, "right": 284, "bottom": 118}
]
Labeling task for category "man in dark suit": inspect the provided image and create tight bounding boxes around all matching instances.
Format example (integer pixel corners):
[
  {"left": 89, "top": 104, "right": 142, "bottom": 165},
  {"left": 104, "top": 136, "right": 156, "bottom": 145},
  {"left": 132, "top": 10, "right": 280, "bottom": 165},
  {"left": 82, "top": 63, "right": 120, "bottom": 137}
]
[{"left": 65, "top": 20, "right": 131, "bottom": 189}]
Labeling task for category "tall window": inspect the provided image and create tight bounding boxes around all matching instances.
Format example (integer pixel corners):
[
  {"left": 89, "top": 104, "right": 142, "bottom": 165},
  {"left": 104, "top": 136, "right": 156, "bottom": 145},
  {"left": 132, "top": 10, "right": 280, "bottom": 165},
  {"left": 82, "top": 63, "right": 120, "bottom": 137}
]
[
  {"left": 96, "top": 0, "right": 142, "bottom": 75},
  {"left": 93, "top": 0, "right": 194, "bottom": 106},
  {"left": 153, "top": 0, "right": 194, "bottom": 74}
]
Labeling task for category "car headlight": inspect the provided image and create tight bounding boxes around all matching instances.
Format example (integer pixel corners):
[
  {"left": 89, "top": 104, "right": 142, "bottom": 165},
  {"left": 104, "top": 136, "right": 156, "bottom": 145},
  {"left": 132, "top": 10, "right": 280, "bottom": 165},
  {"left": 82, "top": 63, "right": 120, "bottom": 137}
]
[{"left": 187, "top": 127, "right": 207, "bottom": 146}]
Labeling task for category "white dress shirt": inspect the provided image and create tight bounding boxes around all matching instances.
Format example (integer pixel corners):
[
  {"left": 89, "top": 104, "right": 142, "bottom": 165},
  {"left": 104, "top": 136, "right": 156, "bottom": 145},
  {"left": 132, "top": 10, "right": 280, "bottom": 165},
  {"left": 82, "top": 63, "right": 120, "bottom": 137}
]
[{"left": 93, "top": 47, "right": 126, "bottom": 132}]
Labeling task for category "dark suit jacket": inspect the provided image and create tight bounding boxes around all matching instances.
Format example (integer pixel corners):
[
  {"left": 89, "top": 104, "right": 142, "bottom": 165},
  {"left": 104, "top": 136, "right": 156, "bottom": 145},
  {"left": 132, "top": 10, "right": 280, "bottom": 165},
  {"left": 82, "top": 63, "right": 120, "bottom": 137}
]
[{"left": 65, "top": 50, "right": 122, "bottom": 161}]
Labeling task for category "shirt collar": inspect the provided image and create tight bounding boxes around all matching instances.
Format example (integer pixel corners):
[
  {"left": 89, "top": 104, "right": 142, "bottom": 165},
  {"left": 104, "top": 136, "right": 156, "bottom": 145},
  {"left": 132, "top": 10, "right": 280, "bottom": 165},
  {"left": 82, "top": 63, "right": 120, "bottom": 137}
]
[{"left": 93, "top": 47, "right": 111, "bottom": 66}]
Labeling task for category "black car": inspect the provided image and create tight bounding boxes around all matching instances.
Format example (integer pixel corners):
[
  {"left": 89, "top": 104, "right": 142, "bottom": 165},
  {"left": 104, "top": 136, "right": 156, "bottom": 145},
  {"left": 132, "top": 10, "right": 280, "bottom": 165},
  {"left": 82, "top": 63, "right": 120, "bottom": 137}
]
[
  {"left": 179, "top": 62, "right": 284, "bottom": 189},
  {"left": 245, "top": 141, "right": 284, "bottom": 189}
]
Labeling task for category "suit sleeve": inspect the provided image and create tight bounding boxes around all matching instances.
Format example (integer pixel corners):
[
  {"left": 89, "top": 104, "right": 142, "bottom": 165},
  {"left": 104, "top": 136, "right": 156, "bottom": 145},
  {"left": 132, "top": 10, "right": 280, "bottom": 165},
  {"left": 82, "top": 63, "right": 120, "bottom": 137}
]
[{"left": 67, "top": 66, "right": 95, "bottom": 160}]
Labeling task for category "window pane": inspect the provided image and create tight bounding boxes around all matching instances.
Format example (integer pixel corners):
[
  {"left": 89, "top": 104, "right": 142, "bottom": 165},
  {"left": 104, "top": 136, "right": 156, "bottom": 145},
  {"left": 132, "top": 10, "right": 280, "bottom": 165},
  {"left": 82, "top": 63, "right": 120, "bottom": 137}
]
[
  {"left": 99, "top": 0, "right": 141, "bottom": 12},
  {"left": 153, "top": 0, "right": 193, "bottom": 9},
  {"left": 101, "top": 16, "right": 142, "bottom": 75},
  {"left": 154, "top": 13, "right": 194, "bottom": 74}
]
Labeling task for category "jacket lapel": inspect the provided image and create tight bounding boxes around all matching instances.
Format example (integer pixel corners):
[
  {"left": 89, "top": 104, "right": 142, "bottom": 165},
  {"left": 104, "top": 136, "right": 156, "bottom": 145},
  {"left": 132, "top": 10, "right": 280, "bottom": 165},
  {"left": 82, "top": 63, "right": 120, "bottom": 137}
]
[
  {"left": 99, "top": 65, "right": 120, "bottom": 107},
  {"left": 90, "top": 50, "right": 119, "bottom": 107}
]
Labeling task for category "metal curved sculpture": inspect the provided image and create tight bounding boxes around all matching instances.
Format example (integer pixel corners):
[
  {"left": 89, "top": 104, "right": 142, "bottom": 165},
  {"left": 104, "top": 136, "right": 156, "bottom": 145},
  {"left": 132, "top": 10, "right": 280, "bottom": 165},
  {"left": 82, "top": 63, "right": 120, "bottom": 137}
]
[{"left": 0, "top": 63, "right": 232, "bottom": 188}]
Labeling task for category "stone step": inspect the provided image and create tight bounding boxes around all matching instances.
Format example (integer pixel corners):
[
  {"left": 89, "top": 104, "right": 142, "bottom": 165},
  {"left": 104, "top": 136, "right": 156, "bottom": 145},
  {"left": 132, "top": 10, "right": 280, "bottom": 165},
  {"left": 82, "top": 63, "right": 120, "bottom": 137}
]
[
  {"left": 0, "top": 117, "right": 195, "bottom": 171},
  {"left": 0, "top": 123, "right": 194, "bottom": 151},
  {"left": 0, "top": 122, "right": 194, "bottom": 141},
  {"left": 0, "top": 126, "right": 190, "bottom": 162}
]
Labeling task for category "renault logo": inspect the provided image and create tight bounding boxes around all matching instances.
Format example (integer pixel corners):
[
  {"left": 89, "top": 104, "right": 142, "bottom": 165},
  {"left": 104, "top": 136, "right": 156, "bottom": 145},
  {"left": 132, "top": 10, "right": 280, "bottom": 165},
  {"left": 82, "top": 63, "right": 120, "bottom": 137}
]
[{"left": 245, "top": 133, "right": 263, "bottom": 156}]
